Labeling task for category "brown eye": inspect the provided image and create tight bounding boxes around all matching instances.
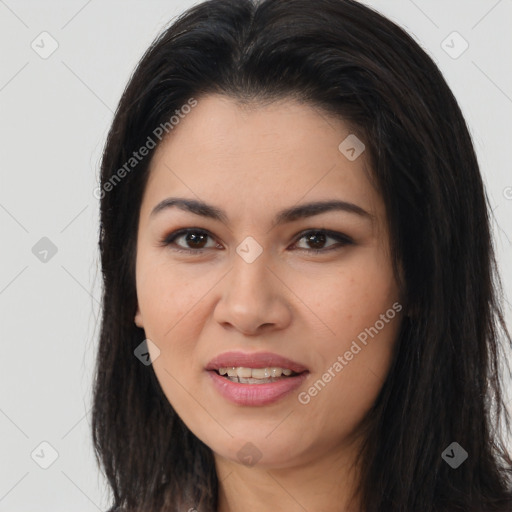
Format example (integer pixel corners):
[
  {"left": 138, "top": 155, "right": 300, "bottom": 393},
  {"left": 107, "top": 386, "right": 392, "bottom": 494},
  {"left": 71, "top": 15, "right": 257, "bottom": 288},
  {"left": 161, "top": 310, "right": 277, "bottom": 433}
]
[
  {"left": 181, "top": 231, "right": 209, "bottom": 249},
  {"left": 163, "top": 229, "right": 221, "bottom": 253},
  {"left": 293, "top": 230, "right": 353, "bottom": 253},
  {"left": 304, "top": 231, "right": 327, "bottom": 249}
]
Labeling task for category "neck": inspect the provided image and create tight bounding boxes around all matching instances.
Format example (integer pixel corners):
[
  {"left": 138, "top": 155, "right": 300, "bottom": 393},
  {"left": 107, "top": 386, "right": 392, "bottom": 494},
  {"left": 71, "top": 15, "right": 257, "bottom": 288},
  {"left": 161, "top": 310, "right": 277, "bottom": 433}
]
[{"left": 214, "top": 439, "right": 363, "bottom": 512}]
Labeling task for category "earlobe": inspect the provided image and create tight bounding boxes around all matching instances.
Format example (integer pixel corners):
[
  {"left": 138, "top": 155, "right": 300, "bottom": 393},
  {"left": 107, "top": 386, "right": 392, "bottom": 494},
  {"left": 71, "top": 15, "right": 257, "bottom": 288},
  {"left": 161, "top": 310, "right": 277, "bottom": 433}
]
[{"left": 134, "top": 306, "right": 144, "bottom": 328}]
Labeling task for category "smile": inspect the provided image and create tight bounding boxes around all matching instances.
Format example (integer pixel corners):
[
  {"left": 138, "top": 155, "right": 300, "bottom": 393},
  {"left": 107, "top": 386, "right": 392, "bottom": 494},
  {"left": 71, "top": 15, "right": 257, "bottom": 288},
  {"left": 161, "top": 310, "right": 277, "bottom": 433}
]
[
  {"left": 205, "top": 352, "right": 309, "bottom": 406},
  {"left": 218, "top": 366, "right": 295, "bottom": 382}
]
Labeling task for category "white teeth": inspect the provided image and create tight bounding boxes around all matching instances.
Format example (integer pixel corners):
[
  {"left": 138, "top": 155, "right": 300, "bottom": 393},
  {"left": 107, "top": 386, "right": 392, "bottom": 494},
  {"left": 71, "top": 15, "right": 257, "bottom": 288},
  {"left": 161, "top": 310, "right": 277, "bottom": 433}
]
[
  {"left": 237, "top": 367, "right": 253, "bottom": 378},
  {"left": 217, "top": 366, "right": 295, "bottom": 379},
  {"left": 251, "top": 368, "right": 271, "bottom": 379}
]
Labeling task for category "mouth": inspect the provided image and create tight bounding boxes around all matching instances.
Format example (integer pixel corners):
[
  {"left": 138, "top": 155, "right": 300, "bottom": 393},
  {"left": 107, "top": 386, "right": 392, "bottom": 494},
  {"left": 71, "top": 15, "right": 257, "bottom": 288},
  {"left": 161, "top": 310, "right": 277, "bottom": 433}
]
[
  {"left": 205, "top": 351, "right": 309, "bottom": 406},
  {"left": 213, "top": 366, "right": 301, "bottom": 384}
]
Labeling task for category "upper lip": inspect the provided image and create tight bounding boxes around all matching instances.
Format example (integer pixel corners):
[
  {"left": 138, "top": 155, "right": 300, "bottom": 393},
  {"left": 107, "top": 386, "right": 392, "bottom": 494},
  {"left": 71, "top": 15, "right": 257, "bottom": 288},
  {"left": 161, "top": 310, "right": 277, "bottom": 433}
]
[{"left": 205, "top": 351, "right": 308, "bottom": 373}]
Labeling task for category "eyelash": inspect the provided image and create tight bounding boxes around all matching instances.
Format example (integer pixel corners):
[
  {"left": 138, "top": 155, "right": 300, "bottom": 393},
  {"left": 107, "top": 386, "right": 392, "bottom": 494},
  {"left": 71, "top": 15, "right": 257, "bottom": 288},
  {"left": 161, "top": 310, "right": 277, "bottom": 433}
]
[{"left": 159, "top": 228, "right": 353, "bottom": 255}]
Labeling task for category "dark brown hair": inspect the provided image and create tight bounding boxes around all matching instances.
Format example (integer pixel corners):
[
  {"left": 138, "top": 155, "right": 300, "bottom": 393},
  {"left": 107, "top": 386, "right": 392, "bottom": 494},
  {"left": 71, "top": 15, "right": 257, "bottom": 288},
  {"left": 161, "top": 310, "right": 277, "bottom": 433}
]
[{"left": 92, "top": 0, "right": 512, "bottom": 510}]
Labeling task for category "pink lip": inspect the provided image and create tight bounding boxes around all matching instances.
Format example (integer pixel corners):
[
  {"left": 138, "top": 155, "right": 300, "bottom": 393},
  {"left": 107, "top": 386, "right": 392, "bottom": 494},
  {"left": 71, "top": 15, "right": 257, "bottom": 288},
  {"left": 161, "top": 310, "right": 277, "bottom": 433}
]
[
  {"left": 205, "top": 351, "right": 309, "bottom": 406},
  {"left": 207, "top": 370, "right": 308, "bottom": 406},
  {"left": 205, "top": 351, "right": 308, "bottom": 373}
]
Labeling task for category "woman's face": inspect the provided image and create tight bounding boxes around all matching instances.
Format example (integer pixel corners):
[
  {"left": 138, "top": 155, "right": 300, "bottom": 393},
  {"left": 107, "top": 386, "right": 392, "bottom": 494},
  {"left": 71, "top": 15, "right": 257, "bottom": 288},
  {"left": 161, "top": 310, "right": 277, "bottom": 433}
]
[{"left": 134, "top": 94, "right": 403, "bottom": 469}]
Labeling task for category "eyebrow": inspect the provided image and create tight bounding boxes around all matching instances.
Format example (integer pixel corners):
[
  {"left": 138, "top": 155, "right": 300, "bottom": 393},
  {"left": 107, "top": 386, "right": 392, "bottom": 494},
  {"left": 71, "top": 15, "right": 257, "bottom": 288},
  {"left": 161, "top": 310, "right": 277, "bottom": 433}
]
[{"left": 150, "top": 197, "right": 372, "bottom": 225}]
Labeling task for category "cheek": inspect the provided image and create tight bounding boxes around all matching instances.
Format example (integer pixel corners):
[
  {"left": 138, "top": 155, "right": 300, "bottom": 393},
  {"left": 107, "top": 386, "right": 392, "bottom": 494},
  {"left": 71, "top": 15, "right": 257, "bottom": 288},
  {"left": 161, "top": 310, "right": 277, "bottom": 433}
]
[
  {"left": 135, "top": 258, "right": 226, "bottom": 407},
  {"left": 301, "top": 252, "right": 399, "bottom": 339},
  {"left": 136, "top": 256, "right": 213, "bottom": 340},
  {"left": 136, "top": 258, "right": 212, "bottom": 414},
  {"left": 294, "top": 253, "right": 400, "bottom": 425},
  {"left": 299, "top": 311, "right": 401, "bottom": 445}
]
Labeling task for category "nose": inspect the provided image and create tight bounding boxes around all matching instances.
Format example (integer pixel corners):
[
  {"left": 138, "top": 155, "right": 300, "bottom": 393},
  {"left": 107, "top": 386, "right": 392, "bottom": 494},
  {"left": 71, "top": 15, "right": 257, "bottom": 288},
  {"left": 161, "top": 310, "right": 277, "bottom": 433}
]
[{"left": 213, "top": 249, "right": 293, "bottom": 336}]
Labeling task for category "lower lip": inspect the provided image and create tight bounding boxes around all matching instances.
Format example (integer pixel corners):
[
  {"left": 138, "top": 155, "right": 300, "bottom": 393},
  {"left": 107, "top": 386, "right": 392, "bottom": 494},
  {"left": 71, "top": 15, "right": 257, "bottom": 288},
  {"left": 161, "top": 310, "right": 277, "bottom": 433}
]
[{"left": 207, "top": 370, "right": 309, "bottom": 406}]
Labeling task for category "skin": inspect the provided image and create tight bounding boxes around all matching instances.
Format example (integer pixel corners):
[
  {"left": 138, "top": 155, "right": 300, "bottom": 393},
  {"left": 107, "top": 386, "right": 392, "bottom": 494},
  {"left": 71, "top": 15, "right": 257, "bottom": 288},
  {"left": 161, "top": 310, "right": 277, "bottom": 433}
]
[{"left": 134, "top": 94, "right": 404, "bottom": 512}]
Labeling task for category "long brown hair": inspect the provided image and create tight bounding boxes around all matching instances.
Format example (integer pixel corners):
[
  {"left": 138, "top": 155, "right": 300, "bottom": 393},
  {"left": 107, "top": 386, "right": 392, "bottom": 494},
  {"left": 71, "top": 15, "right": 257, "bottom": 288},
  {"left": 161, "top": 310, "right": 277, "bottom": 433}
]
[{"left": 92, "top": 1, "right": 512, "bottom": 510}]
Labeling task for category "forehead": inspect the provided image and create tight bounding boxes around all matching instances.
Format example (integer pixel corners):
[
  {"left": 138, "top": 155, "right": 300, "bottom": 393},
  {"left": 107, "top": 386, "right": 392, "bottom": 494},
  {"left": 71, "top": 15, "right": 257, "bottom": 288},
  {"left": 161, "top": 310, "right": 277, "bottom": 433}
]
[
  {"left": 142, "top": 94, "right": 384, "bottom": 231},
  {"left": 152, "top": 94, "right": 359, "bottom": 163}
]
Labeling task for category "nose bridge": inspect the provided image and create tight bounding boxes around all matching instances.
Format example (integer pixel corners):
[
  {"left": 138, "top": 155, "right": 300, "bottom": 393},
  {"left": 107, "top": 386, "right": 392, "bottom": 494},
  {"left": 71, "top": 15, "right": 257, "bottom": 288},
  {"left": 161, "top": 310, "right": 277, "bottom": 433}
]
[
  {"left": 213, "top": 240, "right": 292, "bottom": 333},
  {"left": 228, "top": 242, "right": 273, "bottom": 305}
]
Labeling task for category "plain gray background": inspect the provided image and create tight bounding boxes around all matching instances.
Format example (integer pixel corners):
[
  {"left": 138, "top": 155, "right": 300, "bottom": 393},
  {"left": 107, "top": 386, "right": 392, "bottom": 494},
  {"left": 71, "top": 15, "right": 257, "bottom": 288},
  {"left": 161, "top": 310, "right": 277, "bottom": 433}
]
[{"left": 1, "top": 1, "right": 511, "bottom": 510}]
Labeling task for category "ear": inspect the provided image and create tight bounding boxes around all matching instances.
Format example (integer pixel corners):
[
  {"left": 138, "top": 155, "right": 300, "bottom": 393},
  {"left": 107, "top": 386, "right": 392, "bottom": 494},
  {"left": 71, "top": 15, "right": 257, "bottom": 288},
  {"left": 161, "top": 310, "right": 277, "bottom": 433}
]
[{"left": 134, "top": 304, "right": 144, "bottom": 328}]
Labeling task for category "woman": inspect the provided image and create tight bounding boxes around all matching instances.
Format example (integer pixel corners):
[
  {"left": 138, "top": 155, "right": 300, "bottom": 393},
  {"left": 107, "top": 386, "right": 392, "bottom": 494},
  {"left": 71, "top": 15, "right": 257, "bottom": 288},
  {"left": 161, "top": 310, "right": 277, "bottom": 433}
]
[{"left": 92, "top": 0, "right": 512, "bottom": 510}]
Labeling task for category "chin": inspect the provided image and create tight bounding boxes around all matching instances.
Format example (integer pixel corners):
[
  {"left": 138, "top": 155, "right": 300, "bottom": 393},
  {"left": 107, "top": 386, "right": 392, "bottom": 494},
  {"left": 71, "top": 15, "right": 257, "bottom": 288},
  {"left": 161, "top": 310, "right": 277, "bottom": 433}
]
[{"left": 200, "top": 428, "right": 306, "bottom": 469}]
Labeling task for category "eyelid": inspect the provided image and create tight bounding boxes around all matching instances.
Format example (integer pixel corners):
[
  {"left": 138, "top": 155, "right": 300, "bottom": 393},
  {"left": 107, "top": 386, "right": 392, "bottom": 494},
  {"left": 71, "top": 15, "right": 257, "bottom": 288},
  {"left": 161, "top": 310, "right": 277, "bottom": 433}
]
[
  {"left": 160, "top": 227, "right": 222, "bottom": 251},
  {"left": 160, "top": 227, "right": 353, "bottom": 254},
  {"left": 291, "top": 228, "right": 353, "bottom": 248}
]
